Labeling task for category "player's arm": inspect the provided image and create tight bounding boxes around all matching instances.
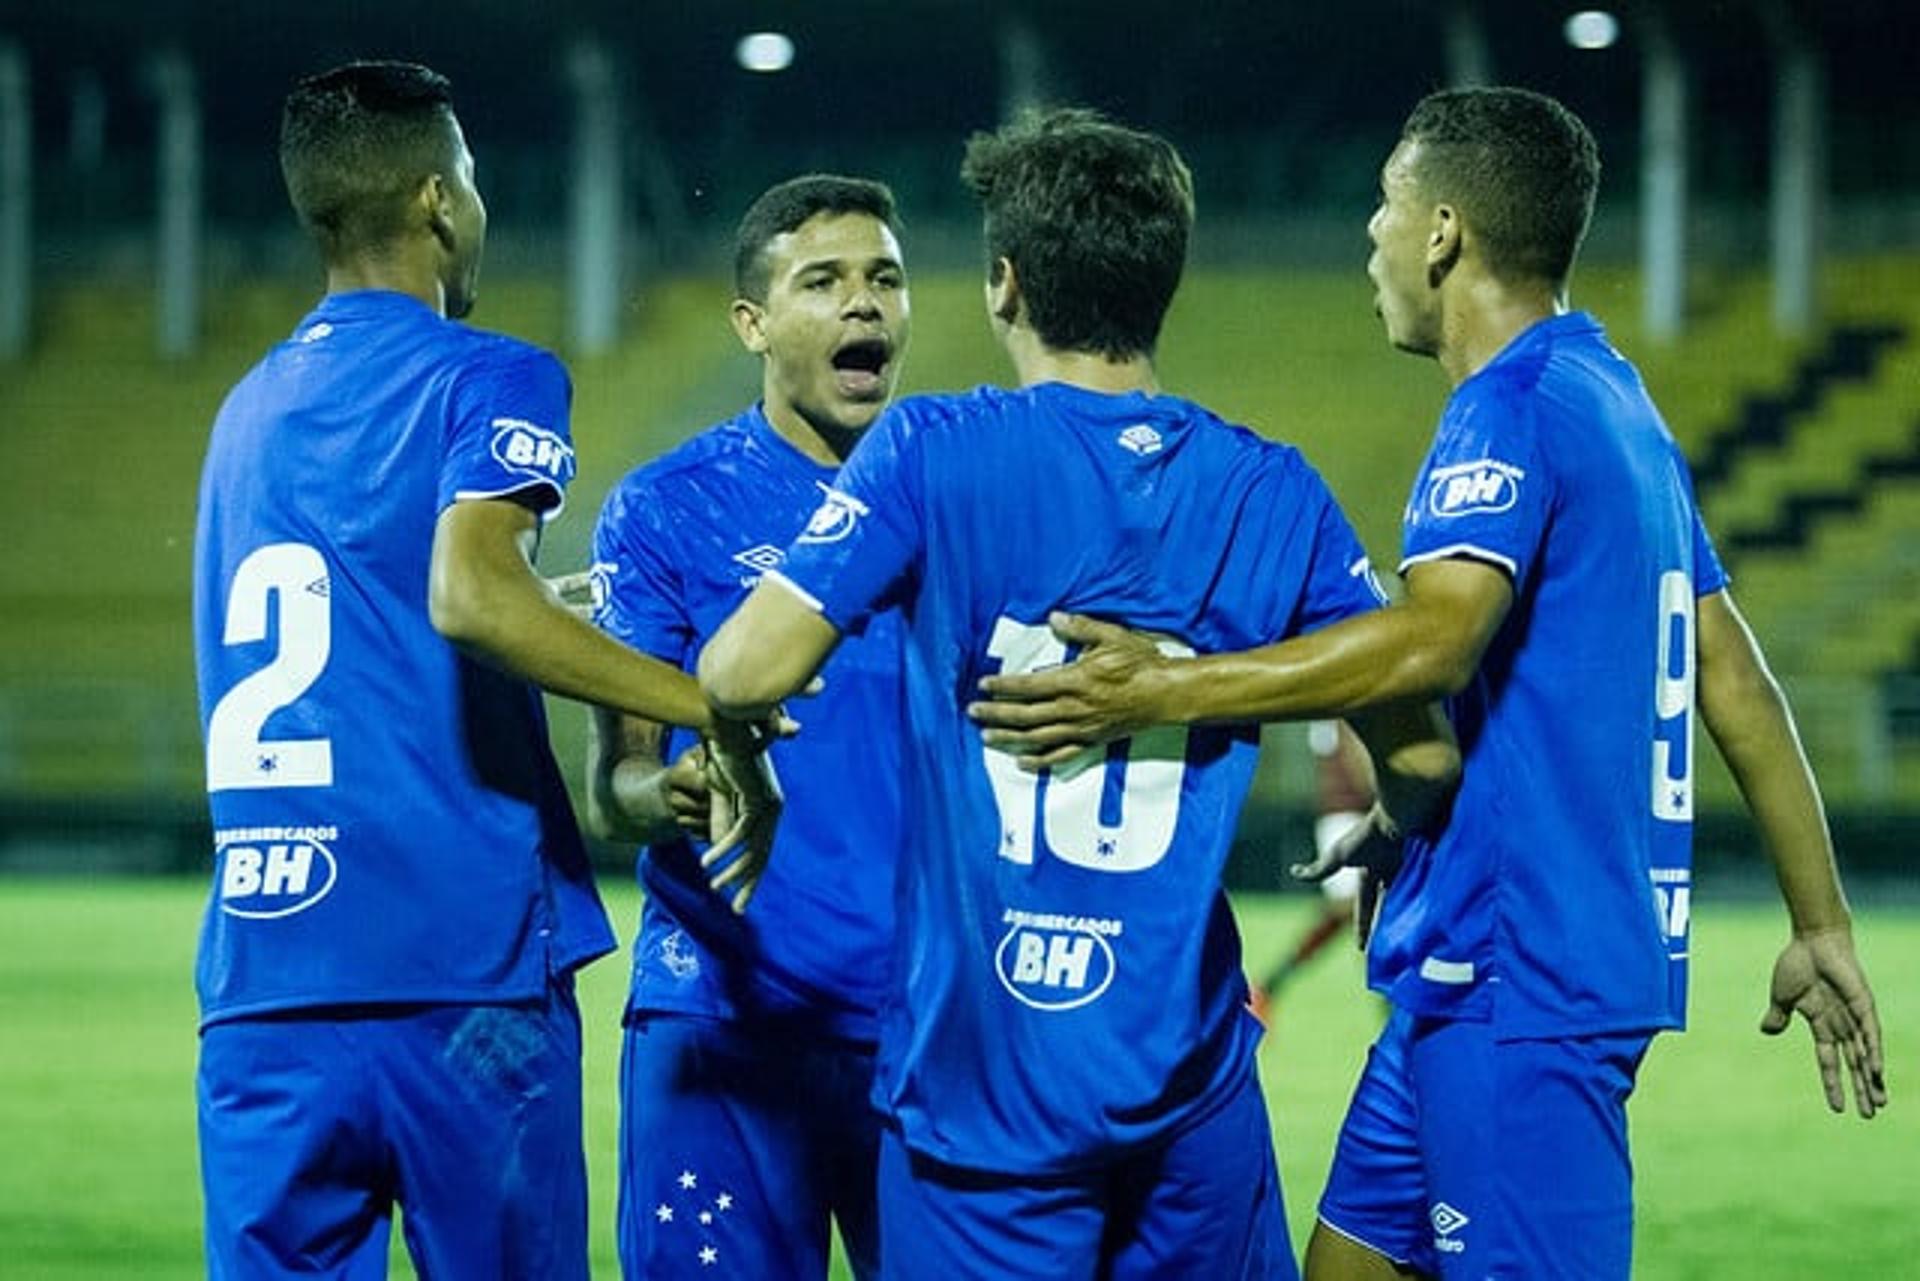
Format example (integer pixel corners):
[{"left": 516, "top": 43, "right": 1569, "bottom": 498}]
[
  {"left": 973, "top": 557, "right": 1511, "bottom": 768},
  {"left": 699, "top": 577, "right": 843, "bottom": 720},
  {"left": 685, "top": 578, "right": 843, "bottom": 912},
  {"left": 585, "top": 707, "right": 707, "bottom": 844},
  {"left": 428, "top": 496, "right": 710, "bottom": 729},
  {"left": 1695, "top": 587, "right": 1886, "bottom": 1118},
  {"left": 1292, "top": 699, "right": 1460, "bottom": 946}
]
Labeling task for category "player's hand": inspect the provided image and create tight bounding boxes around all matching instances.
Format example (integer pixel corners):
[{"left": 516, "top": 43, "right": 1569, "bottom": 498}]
[
  {"left": 662, "top": 743, "right": 710, "bottom": 836},
  {"left": 1760, "top": 925, "right": 1887, "bottom": 1119},
  {"left": 699, "top": 719, "right": 785, "bottom": 915},
  {"left": 545, "top": 569, "right": 598, "bottom": 620},
  {"left": 1289, "top": 805, "right": 1403, "bottom": 950},
  {"left": 969, "top": 612, "right": 1170, "bottom": 770}
]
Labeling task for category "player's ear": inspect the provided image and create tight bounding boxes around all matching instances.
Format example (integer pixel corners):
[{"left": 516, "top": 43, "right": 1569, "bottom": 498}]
[
  {"left": 421, "top": 174, "right": 456, "bottom": 253},
  {"left": 986, "top": 256, "right": 1021, "bottom": 325},
  {"left": 1426, "top": 203, "right": 1462, "bottom": 287},
  {"left": 730, "top": 298, "right": 770, "bottom": 354}
]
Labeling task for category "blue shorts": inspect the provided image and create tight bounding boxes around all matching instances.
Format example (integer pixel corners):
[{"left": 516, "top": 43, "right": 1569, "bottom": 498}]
[
  {"left": 197, "top": 982, "right": 587, "bottom": 1280},
  {"left": 618, "top": 1012, "right": 882, "bottom": 1280},
  {"left": 877, "top": 1058, "right": 1295, "bottom": 1281},
  {"left": 1318, "top": 1007, "right": 1651, "bottom": 1279}
]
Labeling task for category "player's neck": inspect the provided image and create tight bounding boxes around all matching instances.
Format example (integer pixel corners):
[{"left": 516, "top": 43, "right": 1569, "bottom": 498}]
[
  {"left": 324, "top": 255, "right": 448, "bottom": 318},
  {"left": 762, "top": 397, "right": 859, "bottom": 466},
  {"left": 1438, "top": 276, "right": 1565, "bottom": 386},
  {"left": 1008, "top": 337, "right": 1159, "bottom": 396}
]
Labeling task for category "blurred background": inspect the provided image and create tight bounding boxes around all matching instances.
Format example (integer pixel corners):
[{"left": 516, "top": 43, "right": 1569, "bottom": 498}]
[{"left": 0, "top": 0, "right": 1915, "bottom": 881}]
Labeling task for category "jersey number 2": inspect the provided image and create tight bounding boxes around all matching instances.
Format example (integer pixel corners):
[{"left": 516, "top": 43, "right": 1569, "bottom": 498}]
[
  {"left": 206, "top": 543, "right": 334, "bottom": 792},
  {"left": 983, "top": 616, "right": 1190, "bottom": 873}
]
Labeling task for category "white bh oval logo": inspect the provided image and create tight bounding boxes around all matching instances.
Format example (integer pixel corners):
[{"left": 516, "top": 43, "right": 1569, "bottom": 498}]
[
  {"left": 994, "top": 925, "right": 1116, "bottom": 1011},
  {"left": 218, "top": 838, "right": 339, "bottom": 919},
  {"left": 489, "top": 418, "right": 576, "bottom": 484},
  {"left": 1426, "top": 460, "right": 1523, "bottom": 519}
]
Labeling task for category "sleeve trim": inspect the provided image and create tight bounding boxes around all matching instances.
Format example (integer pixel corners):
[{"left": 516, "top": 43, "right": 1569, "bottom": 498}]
[
  {"left": 762, "top": 568, "right": 826, "bottom": 615},
  {"left": 452, "top": 480, "right": 566, "bottom": 523},
  {"left": 1399, "top": 543, "right": 1518, "bottom": 579}
]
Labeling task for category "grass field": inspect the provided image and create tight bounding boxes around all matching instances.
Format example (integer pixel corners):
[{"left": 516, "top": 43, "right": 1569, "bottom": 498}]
[{"left": 0, "top": 877, "right": 1912, "bottom": 1278}]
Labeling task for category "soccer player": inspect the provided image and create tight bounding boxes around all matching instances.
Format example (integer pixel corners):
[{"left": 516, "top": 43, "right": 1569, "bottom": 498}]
[
  {"left": 697, "top": 109, "right": 1458, "bottom": 1280},
  {"left": 192, "top": 62, "right": 719, "bottom": 1279},
  {"left": 969, "top": 88, "right": 1888, "bottom": 1279},
  {"left": 585, "top": 174, "right": 910, "bottom": 1280}
]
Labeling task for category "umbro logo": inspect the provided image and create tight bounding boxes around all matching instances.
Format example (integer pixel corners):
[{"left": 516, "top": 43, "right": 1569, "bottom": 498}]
[
  {"left": 1117, "top": 423, "right": 1163, "bottom": 456},
  {"left": 732, "top": 544, "right": 785, "bottom": 574},
  {"left": 732, "top": 543, "right": 784, "bottom": 588},
  {"left": 1430, "top": 1201, "right": 1470, "bottom": 1254}
]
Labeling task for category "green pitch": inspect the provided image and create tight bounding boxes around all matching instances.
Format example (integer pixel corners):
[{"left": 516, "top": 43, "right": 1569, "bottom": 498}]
[{"left": 0, "top": 878, "right": 1911, "bottom": 1278}]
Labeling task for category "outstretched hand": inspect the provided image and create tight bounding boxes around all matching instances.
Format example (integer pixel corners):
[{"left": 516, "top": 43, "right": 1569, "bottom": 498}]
[
  {"left": 1289, "top": 805, "right": 1404, "bottom": 950},
  {"left": 1761, "top": 926, "right": 1887, "bottom": 1119},
  {"left": 699, "top": 719, "right": 786, "bottom": 915},
  {"left": 969, "top": 612, "right": 1171, "bottom": 770}
]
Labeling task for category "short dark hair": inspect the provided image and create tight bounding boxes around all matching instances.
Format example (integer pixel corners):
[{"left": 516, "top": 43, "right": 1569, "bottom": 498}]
[
  {"left": 960, "top": 107, "right": 1194, "bottom": 359},
  {"left": 280, "top": 61, "right": 463, "bottom": 260},
  {"left": 1400, "top": 87, "right": 1599, "bottom": 289},
  {"left": 733, "top": 175, "right": 899, "bottom": 302}
]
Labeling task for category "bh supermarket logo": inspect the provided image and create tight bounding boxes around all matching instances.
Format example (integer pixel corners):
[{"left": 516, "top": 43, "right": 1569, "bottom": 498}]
[
  {"left": 994, "top": 909, "right": 1119, "bottom": 1012},
  {"left": 489, "top": 417, "right": 576, "bottom": 486},
  {"left": 1425, "top": 458, "right": 1523, "bottom": 519},
  {"left": 797, "top": 483, "right": 868, "bottom": 545},
  {"left": 216, "top": 825, "right": 339, "bottom": 919}
]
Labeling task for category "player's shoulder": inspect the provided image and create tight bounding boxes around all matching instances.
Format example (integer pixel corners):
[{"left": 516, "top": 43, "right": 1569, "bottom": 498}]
[
  {"left": 1172, "top": 397, "right": 1325, "bottom": 486},
  {"left": 599, "top": 408, "right": 763, "bottom": 532},
  {"left": 883, "top": 386, "right": 1006, "bottom": 433},
  {"left": 438, "top": 324, "right": 568, "bottom": 383}
]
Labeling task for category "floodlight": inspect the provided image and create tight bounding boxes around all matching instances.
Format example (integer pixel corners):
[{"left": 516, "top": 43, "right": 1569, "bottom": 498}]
[
  {"left": 736, "top": 32, "right": 796, "bottom": 73},
  {"left": 1565, "top": 11, "right": 1620, "bottom": 50}
]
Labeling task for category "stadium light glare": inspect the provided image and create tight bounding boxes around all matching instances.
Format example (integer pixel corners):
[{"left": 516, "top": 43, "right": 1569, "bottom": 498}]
[
  {"left": 736, "top": 32, "right": 796, "bottom": 73},
  {"left": 1565, "top": 11, "right": 1620, "bottom": 50}
]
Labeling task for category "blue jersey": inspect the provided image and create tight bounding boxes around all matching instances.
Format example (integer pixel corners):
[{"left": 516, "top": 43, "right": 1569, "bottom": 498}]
[
  {"left": 776, "top": 382, "right": 1383, "bottom": 1173},
  {"left": 192, "top": 289, "right": 612, "bottom": 1027},
  {"left": 1370, "top": 312, "right": 1727, "bottom": 1039},
  {"left": 592, "top": 406, "right": 903, "bottom": 1042}
]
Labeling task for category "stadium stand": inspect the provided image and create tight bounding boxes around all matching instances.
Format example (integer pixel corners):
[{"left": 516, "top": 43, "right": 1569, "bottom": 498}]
[{"left": 3, "top": 262, "right": 1917, "bottom": 827}]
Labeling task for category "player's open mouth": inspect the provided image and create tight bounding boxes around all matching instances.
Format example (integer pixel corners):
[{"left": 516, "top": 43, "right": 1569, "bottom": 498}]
[{"left": 832, "top": 337, "right": 892, "bottom": 399}]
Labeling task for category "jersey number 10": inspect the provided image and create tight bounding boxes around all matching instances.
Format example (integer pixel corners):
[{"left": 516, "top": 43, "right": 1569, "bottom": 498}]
[
  {"left": 205, "top": 542, "right": 335, "bottom": 792},
  {"left": 982, "top": 617, "right": 1191, "bottom": 873}
]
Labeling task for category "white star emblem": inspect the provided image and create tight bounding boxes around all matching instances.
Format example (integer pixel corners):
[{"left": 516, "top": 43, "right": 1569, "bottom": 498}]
[
  {"left": 715, "top": 1192, "right": 734, "bottom": 1211},
  {"left": 678, "top": 1170, "right": 698, "bottom": 1190},
  {"left": 655, "top": 1203, "right": 673, "bottom": 1223},
  {"left": 699, "top": 1245, "right": 718, "bottom": 1266},
  {"left": 699, "top": 1211, "right": 713, "bottom": 1225}
]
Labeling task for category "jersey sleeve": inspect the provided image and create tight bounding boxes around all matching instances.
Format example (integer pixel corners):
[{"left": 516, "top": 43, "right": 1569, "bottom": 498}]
[
  {"left": 1691, "top": 506, "right": 1729, "bottom": 597},
  {"left": 1285, "top": 465, "right": 1391, "bottom": 636},
  {"left": 1399, "top": 380, "right": 1549, "bottom": 586},
  {"left": 439, "top": 342, "right": 578, "bottom": 521},
  {"left": 591, "top": 478, "right": 694, "bottom": 666},
  {"left": 772, "top": 404, "right": 926, "bottom": 633}
]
